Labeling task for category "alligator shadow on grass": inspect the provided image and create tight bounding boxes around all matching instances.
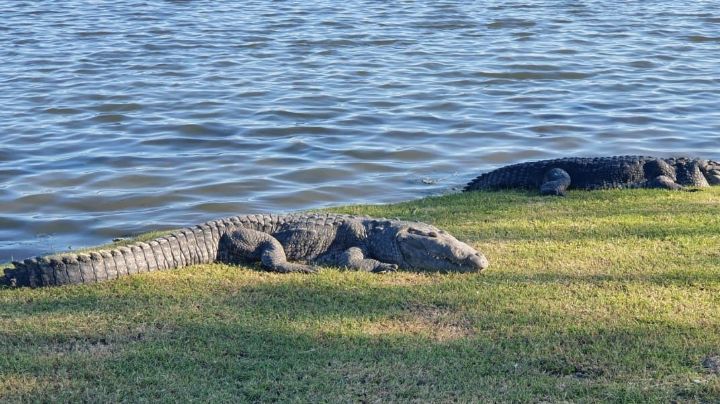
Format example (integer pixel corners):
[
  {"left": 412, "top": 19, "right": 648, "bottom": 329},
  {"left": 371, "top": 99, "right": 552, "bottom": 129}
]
[{"left": 1, "top": 280, "right": 718, "bottom": 402}]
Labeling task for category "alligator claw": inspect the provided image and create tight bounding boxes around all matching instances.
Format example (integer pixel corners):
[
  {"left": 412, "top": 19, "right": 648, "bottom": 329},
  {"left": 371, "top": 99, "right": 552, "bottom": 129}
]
[{"left": 372, "top": 263, "right": 398, "bottom": 273}]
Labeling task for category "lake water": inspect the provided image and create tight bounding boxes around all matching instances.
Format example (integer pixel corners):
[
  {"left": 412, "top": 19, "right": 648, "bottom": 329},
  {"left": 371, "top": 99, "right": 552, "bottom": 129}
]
[{"left": 1, "top": 0, "right": 719, "bottom": 262}]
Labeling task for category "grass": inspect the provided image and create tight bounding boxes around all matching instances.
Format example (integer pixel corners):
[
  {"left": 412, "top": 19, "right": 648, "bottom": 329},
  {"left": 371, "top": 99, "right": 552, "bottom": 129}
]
[{"left": 1, "top": 189, "right": 719, "bottom": 402}]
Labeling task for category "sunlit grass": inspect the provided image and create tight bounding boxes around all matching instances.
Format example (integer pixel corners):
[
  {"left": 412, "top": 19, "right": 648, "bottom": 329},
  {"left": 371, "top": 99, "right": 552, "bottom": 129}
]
[{"left": 1, "top": 188, "right": 719, "bottom": 401}]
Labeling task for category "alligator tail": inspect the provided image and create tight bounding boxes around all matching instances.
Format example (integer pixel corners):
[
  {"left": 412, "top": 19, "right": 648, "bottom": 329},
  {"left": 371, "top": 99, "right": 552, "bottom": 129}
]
[
  {"left": 1, "top": 219, "right": 230, "bottom": 288},
  {"left": 464, "top": 162, "right": 541, "bottom": 191},
  {"left": 463, "top": 171, "right": 494, "bottom": 191}
]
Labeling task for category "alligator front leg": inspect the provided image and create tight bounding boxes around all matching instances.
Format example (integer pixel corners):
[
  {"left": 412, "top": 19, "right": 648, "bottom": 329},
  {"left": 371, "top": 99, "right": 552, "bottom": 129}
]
[
  {"left": 540, "top": 168, "right": 571, "bottom": 196},
  {"left": 334, "top": 247, "right": 398, "bottom": 273},
  {"left": 220, "top": 228, "right": 316, "bottom": 273},
  {"left": 644, "top": 159, "right": 683, "bottom": 190},
  {"left": 647, "top": 175, "right": 683, "bottom": 190}
]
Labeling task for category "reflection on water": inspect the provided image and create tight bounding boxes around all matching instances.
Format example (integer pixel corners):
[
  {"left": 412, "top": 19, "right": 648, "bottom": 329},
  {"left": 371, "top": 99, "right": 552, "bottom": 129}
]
[{"left": 1, "top": 1, "right": 719, "bottom": 260}]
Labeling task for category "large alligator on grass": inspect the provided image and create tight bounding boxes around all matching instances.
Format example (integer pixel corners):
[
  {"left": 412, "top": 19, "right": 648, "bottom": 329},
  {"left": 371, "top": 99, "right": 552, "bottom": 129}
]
[
  {"left": 464, "top": 156, "right": 720, "bottom": 196},
  {"left": 1, "top": 213, "right": 488, "bottom": 288}
]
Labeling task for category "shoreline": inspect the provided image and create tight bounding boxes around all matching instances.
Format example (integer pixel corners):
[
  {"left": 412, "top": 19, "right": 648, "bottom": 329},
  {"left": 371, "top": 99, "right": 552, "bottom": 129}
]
[{"left": 2, "top": 188, "right": 719, "bottom": 400}]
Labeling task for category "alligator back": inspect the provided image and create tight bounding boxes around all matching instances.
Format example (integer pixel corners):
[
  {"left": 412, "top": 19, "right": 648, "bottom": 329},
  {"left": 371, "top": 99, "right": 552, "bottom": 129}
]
[
  {"left": 0, "top": 213, "right": 358, "bottom": 288},
  {"left": 464, "top": 156, "right": 656, "bottom": 191}
]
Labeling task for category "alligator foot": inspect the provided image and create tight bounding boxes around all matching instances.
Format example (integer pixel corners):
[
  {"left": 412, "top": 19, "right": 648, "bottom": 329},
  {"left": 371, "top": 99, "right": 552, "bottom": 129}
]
[
  {"left": 540, "top": 168, "right": 572, "bottom": 196},
  {"left": 337, "top": 247, "right": 398, "bottom": 273},
  {"left": 648, "top": 175, "right": 683, "bottom": 190},
  {"left": 221, "top": 228, "right": 317, "bottom": 273},
  {"left": 313, "top": 247, "right": 398, "bottom": 273},
  {"left": 262, "top": 258, "right": 317, "bottom": 274}
]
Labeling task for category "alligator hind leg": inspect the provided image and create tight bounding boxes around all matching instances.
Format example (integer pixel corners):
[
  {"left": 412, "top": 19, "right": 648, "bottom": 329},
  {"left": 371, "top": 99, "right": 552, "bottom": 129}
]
[
  {"left": 540, "top": 168, "right": 572, "bottom": 196},
  {"left": 220, "top": 228, "right": 316, "bottom": 273},
  {"left": 335, "top": 247, "right": 398, "bottom": 273}
]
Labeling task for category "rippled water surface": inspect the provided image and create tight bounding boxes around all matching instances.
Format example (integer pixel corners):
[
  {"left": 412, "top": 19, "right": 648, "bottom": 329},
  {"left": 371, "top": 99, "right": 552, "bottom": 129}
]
[{"left": 1, "top": 1, "right": 720, "bottom": 261}]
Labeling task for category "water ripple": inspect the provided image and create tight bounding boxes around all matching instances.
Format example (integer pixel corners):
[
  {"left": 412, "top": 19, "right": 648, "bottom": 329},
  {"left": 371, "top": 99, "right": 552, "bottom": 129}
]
[{"left": 1, "top": 0, "right": 719, "bottom": 260}]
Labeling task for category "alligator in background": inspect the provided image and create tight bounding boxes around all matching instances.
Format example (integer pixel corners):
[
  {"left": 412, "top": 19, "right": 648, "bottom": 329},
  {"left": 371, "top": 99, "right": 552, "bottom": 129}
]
[
  {"left": 1, "top": 213, "right": 488, "bottom": 288},
  {"left": 464, "top": 156, "right": 720, "bottom": 196}
]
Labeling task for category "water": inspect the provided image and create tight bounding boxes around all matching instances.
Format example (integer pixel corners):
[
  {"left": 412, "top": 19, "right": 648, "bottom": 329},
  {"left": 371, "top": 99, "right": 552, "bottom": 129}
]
[{"left": 1, "top": 1, "right": 719, "bottom": 261}]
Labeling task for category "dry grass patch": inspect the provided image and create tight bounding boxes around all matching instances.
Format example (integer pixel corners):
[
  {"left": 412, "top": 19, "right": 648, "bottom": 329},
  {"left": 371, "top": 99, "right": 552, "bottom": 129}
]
[
  {"left": 360, "top": 303, "right": 475, "bottom": 342},
  {"left": 372, "top": 272, "right": 440, "bottom": 287}
]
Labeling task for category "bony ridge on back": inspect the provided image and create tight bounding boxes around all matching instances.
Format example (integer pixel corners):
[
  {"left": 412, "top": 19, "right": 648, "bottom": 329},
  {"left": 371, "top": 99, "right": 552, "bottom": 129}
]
[
  {"left": 1, "top": 213, "right": 488, "bottom": 288},
  {"left": 464, "top": 156, "right": 720, "bottom": 196}
]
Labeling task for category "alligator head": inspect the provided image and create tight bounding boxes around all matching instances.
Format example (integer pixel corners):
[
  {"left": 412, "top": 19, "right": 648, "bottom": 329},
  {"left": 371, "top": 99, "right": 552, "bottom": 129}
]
[
  {"left": 700, "top": 160, "right": 720, "bottom": 186},
  {"left": 670, "top": 158, "right": 720, "bottom": 187},
  {"left": 395, "top": 222, "right": 488, "bottom": 272}
]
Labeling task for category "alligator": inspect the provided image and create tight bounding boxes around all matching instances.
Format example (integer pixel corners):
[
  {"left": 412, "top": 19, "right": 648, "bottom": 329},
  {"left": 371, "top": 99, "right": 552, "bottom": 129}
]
[
  {"left": 464, "top": 156, "right": 720, "bottom": 196},
  {"left": 0, "top": 213, "right": 488, "bottom": 288}
]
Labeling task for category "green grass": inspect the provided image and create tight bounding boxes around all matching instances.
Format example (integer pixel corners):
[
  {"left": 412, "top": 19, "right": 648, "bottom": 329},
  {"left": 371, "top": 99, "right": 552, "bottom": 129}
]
[{"left": 2, "top": 189, "right": 719, "bottom": 402}]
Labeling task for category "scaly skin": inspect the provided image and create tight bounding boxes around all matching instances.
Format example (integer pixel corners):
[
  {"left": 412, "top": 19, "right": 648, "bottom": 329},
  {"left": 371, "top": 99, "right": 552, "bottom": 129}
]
[
  {"left": 464, "top": 156, "right": 720, "bottom": 195},
  {"left": 1, "top": 213, "right": 488, "bottom": 288}
]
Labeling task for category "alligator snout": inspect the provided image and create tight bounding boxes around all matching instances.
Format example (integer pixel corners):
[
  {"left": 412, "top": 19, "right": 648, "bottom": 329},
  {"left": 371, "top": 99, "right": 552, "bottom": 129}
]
[{"left": 467, "top": 252, "right": 489, "bottom": 271}]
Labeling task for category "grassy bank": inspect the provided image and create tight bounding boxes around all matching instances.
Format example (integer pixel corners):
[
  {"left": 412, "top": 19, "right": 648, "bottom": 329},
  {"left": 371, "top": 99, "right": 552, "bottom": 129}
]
[{"left": 1, "top": 189, "right": 719, "bottom": 402}]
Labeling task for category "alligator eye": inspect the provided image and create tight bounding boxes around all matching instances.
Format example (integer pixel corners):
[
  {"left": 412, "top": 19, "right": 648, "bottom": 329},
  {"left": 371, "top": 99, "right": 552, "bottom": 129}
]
[{"left": 408, "top": 228, "right": 439, "bottom": 237}]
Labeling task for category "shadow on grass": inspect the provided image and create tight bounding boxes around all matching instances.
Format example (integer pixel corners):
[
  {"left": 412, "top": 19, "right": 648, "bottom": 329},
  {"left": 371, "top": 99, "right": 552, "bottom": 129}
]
[{"left": 1, "top": 282, "right": 718, "bottom": 402}]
